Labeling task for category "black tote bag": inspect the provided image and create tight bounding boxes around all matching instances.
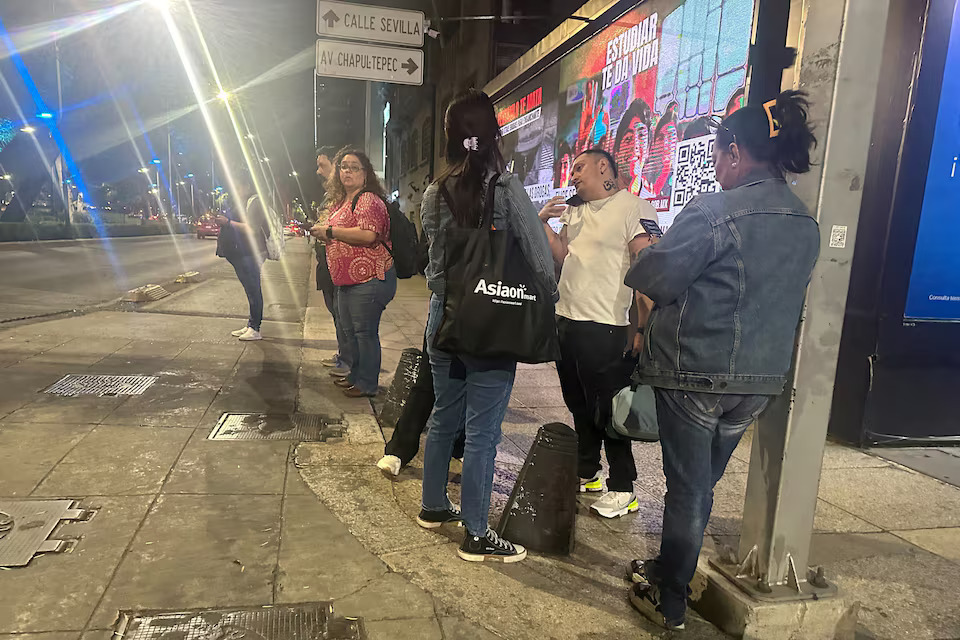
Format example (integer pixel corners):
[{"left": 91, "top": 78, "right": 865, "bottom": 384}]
[{"left": 433, "top": 175, "right": 560, "bottom": 364}]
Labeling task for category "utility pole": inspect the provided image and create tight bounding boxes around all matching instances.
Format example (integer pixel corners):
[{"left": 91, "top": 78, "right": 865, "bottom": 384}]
[{"left": 52, "top": 0, "right": 69, "bottom": 226}]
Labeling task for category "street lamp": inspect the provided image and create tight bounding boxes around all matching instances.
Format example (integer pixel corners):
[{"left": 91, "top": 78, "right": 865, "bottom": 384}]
[
  {"left": 1, "top": 174, "right": 11, "bottom": 180},
  {"left": 20, "top": 126, "right": 36, "bottom": 133},
  {"left": 36, "top": 112, "right": 54, "bottom": 120},
  {"left": 217, "top": 90, "right": 231, "bottom": 102}
]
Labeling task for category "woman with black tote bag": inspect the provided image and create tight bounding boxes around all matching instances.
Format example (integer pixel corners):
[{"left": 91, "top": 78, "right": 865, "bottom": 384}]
[{"left": 415, "top": 89, "right": 559, "bottom": 563}]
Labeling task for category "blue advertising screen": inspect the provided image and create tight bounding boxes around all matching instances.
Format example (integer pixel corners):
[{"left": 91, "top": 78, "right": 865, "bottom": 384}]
[{"left": 904, "top": 1, "right": 960, "bottom": 321}]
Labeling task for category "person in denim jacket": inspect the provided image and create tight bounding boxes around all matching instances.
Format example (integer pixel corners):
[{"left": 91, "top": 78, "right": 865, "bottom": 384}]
[
  {"left": 416, "top": 89, "right": 558, "bottom": 563},
  {"left": 624, "top": 91, "right": 820, "bottom": 630}
]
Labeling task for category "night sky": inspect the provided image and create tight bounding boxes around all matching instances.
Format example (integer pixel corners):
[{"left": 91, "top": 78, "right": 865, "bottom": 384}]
[{"left": 0, "top": 0, "right": 321, "bottom": 202}]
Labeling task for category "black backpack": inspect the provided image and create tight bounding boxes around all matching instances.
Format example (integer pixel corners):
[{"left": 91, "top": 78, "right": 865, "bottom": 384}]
[{"left": 351, "top": 192, "right": 419, "bottom": 279}]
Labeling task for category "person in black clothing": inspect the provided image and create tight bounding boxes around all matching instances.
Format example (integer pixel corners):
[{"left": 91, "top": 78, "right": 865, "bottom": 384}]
[
  {"left": 313, "top": 145, "right": 350, "bottom": 374},
  {"left": 377, "top": 330, "right": 465, "bottom": 477},
  {"left": 216, "top": 170, "right": 270, "bottom": 341}
]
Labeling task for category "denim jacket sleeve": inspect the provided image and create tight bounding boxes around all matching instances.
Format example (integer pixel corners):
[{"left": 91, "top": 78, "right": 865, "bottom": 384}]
[
  {"left": 498, "top": 174, "right": 560, "bottom": 303},
  {"left": 625, "top": 200, "right": 715, "bottom": 306}
]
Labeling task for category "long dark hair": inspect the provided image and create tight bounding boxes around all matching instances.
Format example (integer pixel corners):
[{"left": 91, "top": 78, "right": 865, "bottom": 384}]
[
  {"left": 437, "top": 89, "right": 505, "bottom": 227},
  {"left": 325, "top": 147, "right": 386, "bottom": 206},
  {"left": 717, "top": 90, "right": 817, "bottom": 176}
]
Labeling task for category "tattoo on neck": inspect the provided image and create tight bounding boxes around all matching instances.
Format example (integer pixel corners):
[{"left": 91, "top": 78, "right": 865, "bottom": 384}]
[{"left": 603, "top": 179, "right": 616, "bottom": 191}]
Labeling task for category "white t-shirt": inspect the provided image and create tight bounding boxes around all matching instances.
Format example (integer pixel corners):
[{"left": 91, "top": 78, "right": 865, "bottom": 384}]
[{"left": 556, "top": 190, "right": 659, "bottom": 326}]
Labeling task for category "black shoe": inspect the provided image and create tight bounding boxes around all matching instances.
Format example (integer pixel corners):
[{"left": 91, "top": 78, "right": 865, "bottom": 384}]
[
  {"left": 629, "top": 558, "right": 658, "bottom": 584},
  {"left": 629, "top": 583, "right": 685, "bottom": 631},
  {"left": 416, "top": 504, "right": 463, "bottom": 529},
  {"left": 458, "top": 528, "right": 527, "bottom": 563}
]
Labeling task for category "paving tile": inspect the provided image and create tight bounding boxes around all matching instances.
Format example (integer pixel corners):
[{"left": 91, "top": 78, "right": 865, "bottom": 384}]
[
  {"left": 24, "top": 338, "right": 131, "bottom": 367},
  {"left": 334, "top": 573, "right": 437, "bottom": 621},
  {"left": 0, "top": 422, "right": 94, "bottom": 496},
  {"left": 33, "top": 425, "right": 191, "bottom": 497},
  {"left": 509, "top": 386, "right": 567, "bottom": 409},
  {"left": 4, "top": 395, "right": 128, "bottom": 426},
  {"left": 100, "top": 384, "right": 219, "bottom": 429},
  {"left": 820, "top": 441, "right": 893, "bottom": 469},
  {"left": 892, "top": 527, "right": 960, "bottom": 564},
  {"left": 818, "top": 466, "right": 960, "bottom": 530},
  {"left": 0, "top": 496, "right": 152, "bottom": 633},
  {"left": 276, "top": 495, "right": 388, "bottom": 602},
  {"left": 90, "top": 494, "right": 282, "bottom": 628},
  {"left": 0, "top": 634, "right": 81, "bottom": 640},
  {"left": 163, "top": 431, "right": 291, "bottom": 495},
  {"left": 295, "top": 442, "right": 384, "bottom": 467},
  {"left": 363, "top": 618, "right": 442, "bottom": 640},
  {"left": 512, "top": 368, "right": 562, "bottom": 387}
]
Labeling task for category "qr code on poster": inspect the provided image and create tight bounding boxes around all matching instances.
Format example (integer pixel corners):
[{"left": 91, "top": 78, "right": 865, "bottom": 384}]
[{"left": 670, "top": 134, "right": 721, "bottom": 218}]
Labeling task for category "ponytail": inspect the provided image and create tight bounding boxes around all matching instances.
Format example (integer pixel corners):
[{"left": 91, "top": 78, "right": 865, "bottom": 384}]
[
  {"left": 772, "top": 90, "right": 816, "bottom": 174},
  {"left": 717, "top": 90, "right": 817, "bottom": 177}
]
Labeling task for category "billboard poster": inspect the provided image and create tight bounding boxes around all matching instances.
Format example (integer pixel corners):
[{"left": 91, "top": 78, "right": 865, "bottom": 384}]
[
  {"left": 495, "top": 0, "right": 756, "bottom": 229},
  {"left": 904, "top": 0, "right": 960, "bottom": 323}
]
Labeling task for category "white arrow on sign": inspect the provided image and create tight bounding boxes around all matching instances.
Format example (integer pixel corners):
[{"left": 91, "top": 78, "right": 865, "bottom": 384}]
[
  {"left": 316, "top": 40, "right": 424, "bottom": 86},
  {"left": 317, "top": 0, "right": 424, "bottom": 48}
]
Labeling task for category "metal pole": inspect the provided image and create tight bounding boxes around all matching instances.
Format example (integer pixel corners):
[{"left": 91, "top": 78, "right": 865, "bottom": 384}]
[
  {"left": 190, "top": 183, "right": 195, "bottom": 217},
  {"left": 710, "top": 0, "right": 894, "bottom": 600}
]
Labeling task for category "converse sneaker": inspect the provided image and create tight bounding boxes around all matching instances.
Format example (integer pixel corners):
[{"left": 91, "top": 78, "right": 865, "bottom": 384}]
[
  {"left": 579, "top": 474, "right": 603, "bottom": 493},
  {"left": 376, "top": 455, "right": 401, "bottom": 478},
  {"left": 238, "top": 328, "right": 262, "bottom": 341},
  {"left": 629, "top": 583, "right": 685, "bottom": 631},
  {"left": 231, "top": 326, "right": 250, "bottom": 337},
  {"left": 590, "top": 491, "right": 639, "bottom": 518},
  {"left": 458, "top": 528, "right": 527, "bottom": 563},
  {"left": 629, "top": 558, "right": 658, "bottom": 584},
  {"left": 416, "top": 504, "right": 463, "bottom": 529}
]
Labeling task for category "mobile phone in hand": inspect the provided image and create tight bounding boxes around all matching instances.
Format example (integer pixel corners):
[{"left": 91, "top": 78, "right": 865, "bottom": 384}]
[
  {"left": 640, "top": 218, "right": 664, "bottom": 238},
  {"left": 547, "top": 217, "right": 565, "bottom": 234}
]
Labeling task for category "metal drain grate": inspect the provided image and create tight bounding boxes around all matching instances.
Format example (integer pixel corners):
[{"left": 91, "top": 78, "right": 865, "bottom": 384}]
[
  {"left": 115, "top": 602, "right": 364, "bottom": 640},
  {"left": 208, "top": 413, "right": 345, "bottom": 441},
  {"left": 45, "top": 374, "right": 159, "bottom": 397},
  {"left": 0, "top": 499, "right": 91, "bottom": 567}
]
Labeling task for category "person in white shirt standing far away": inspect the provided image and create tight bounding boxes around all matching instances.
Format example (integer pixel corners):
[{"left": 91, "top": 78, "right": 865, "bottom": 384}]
[{"left": 539, "top": 148, "right": 658, "bottom": 518}]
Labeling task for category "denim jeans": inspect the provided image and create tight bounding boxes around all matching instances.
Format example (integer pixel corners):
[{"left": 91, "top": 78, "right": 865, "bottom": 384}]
[
  {"left": 337, "top": 269, "right": 397, "bottom": 394},
  {"left": 650, "top": 388, "right": 770, "bottom": 622},
  {"left": 228, "top": 254, "right": 264, "bottom": 331},
  {"left": 330, "top": 287, "right": 351, "bottom": 369},
  {"left": 421, "top": 294, "right": 516, "bottom": 536}
]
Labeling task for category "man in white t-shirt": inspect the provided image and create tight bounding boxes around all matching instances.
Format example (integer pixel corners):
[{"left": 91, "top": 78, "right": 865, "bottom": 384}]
[{"left": 540, "top": 148, "right": 658, "bottom": 519}]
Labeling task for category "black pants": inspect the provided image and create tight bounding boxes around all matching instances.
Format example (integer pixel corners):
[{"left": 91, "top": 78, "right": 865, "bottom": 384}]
[
  {"left": 384, "top": 330, "right": 465, "bottom": 466},
  {"left": 556, "top": 316, "right": 637, "bottom": 492}
]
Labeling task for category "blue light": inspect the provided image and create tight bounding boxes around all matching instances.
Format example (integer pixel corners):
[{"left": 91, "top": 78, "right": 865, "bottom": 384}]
[
  {"left": 185, "top": 173, "right": 194, "bottom": 178},
  {"left": 151, "top": 158, "right": 161, "bottom": 164},
  {"left": 37, "top": 112, "right": 54, "bottom": 119}
]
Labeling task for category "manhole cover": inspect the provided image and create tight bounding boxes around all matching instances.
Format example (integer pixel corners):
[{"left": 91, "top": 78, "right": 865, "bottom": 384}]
[
  {"left": 45, "top": 374, "right": 159, "bottom": 397},
  {"left": 0, "top": 499, "right": 92, "bottom": 567},
  {"left": 115, "top": 602, "right": 364, "bottom": 640},
  {"left": 208, "top": 414, "right": 345, "bottom": 441}
]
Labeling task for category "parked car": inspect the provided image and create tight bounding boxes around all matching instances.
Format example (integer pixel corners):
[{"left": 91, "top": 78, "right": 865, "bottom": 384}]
[
  {"left": 284, "top": 220, "right": 306, "bottom": 237},
  {"left": 196, "top": 216, "right": 220, "bottom": 239}
]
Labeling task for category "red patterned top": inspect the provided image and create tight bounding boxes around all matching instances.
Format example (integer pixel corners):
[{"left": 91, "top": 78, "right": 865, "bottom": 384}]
[{"left": 326, "top": 193, "right": 393, "bottom": 286}]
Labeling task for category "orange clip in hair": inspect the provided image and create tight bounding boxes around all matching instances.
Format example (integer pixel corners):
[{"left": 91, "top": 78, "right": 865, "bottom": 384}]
[{"left": 763, "top": 99, "right": 781, "bottom": 138}]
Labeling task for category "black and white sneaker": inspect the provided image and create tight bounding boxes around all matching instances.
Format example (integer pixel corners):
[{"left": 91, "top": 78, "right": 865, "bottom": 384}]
[
  {"left": 416, "top": 504, "right": 463, "bottom": 529},
  {"left": 629, "top": 558, "right": 658, "bottom": 584},
  {"left": 629, "top": 583, "right": 685, "bottom": 631},
  {"left": 458, "top": 528, "right": 527, "bottom": 563}
]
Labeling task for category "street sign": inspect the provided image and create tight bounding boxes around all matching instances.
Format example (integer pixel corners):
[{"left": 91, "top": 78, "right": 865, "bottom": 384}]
[
  {"left": 316, "top": 40, "right": 423, "bottom": 86},
  {"left": 317, "top": 0, "right": 424, "bottom": 48}
]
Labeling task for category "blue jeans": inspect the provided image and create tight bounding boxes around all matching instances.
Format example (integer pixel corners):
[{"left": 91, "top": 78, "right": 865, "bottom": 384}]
[
  {"left": 337, "top": 269, "right": 397, "bottom": 394},
  {"left": 228, "top": 254, "right": 264, "bottom": 331},
  {"left": 421, "top": 294, "right": 517, "bottom": 536},
  {"left": 651, "top": 388, "right": 770, "bottom": 622}
]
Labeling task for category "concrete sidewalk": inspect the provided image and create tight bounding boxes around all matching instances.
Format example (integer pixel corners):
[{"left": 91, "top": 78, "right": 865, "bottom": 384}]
[
  {"left": 1, "top": 239, "right": 958, "bottom": 640},
  {"left": 0, "top": 241, "right": 495, "bottom": 640},
  {"left": 295, "top": 276, "right": 960, "bottom": 640}
]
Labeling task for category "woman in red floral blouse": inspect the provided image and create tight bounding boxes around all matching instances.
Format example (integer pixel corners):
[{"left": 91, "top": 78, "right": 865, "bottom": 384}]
[{"left": 311, "top": 148, "right": 396, "bottom": 398}]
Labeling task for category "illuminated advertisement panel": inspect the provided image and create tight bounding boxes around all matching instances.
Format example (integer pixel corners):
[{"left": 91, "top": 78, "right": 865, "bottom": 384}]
[
  {"left": 496, "top": 0, "right": 756, "bottom": 230},
  {"left": 903, "top": 0, "right": 960, "bottom": 322}
]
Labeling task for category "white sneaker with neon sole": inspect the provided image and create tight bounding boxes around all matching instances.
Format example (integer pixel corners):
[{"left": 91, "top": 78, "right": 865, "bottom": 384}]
[
  {"left": 238, "top": 328, "right": 262, "bottom": 341},
  {"left": 590, "top": 491, "right": 639, "bottom": 518},
  {"left": 231, "top": 327, "right": 250, "bottom": 337}
]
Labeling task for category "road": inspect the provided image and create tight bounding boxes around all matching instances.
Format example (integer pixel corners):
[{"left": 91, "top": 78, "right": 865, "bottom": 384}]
[{"left": 0, "top": 234, "right": 224, "bottom": 322}]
